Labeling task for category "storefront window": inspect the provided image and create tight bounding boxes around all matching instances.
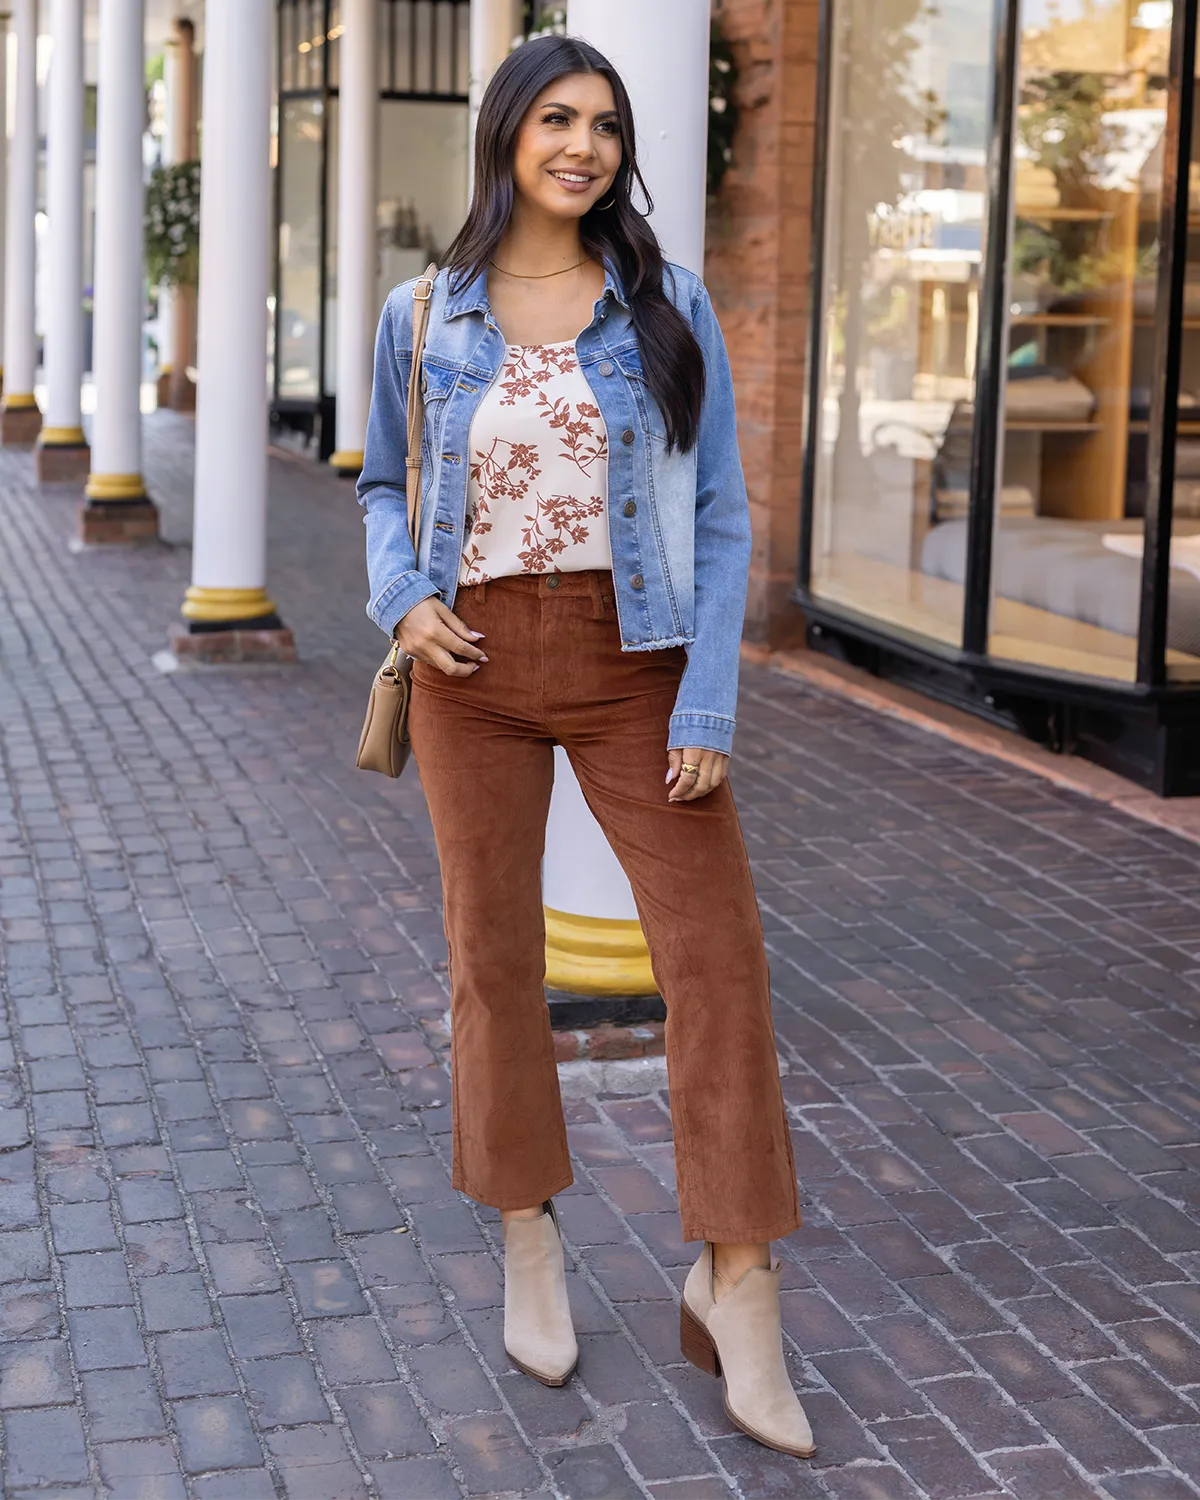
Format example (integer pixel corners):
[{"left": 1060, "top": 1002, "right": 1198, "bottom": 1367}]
[
  {"left": 377, "top": 99, "right": 469, "bottom": 303},
  {"left": 277, "top": 98, "right": 325, "bottom": 403},
  {"left": 275, "top": 0, "right": 470, "bottom": 412},
  {"left": 1166, "top": 50, "right": 1200, "bottom": 681},
  {"left": 323, "top": 95, "right": 469, "bottom": 397},
  {"left": 809, "top": 0, "right": 994, "bottom": 650},
  {"left": 972, "top": 0, "right": 1175, "bottom": 681}
]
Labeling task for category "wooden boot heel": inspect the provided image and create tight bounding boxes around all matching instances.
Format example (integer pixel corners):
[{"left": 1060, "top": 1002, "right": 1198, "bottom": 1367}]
[{"left": 680, "top": 1297, "right": 721, "bottom": 1377}]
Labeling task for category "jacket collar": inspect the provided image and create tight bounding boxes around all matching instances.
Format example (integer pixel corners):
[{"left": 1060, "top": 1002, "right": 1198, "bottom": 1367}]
[{"left": 441, "top": 258, "right": 630, "bottom": 322}]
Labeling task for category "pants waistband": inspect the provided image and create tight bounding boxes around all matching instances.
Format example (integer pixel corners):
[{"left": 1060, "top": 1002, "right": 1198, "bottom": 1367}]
[{"left": 458, "top": 571, "right": 616, "bottom": 617}]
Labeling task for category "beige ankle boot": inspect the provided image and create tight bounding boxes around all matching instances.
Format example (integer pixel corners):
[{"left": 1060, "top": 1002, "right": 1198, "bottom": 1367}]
[
  {"left": 503, "top": 1201, "right": 578, "bottom": 1386},
  {"left": 681, "top": 1243, "right": 815, "bottom": 1458}
]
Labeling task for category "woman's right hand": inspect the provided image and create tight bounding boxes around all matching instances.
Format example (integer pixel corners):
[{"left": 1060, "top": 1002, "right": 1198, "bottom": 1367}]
[{"left": 396, "top": 597, "right": 488, "bottom": 677}]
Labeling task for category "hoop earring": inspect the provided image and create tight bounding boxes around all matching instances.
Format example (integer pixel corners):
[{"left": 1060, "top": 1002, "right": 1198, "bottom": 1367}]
[{"left": 596, "top": 197, "right": 617, "bottom": 210}]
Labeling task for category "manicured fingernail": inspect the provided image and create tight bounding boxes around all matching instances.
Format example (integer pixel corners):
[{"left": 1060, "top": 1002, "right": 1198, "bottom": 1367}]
[
  {"left": 665, "top": 768, "right": 677, "bottom": 784},
  {"left": 469, "top": 631, "right": 485, "bottom": 639},
  {"left": 478, "top": 655, "right": 488, "bottom": 663}
]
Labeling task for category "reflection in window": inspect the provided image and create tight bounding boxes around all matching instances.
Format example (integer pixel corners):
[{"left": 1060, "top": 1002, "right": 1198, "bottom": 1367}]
[
  {"left": 928, "top": 0, "right": 1182, "bottom": 681},
  {"left": 277, "top": 99, "right": 325, "bottom": 402},
  {"left": 323, "top": 96, "right": 470, "bottom": 396},
  {"left": 810, "top": 0, "right": 993, "bottom": 649},
  {"left": 1165, "top": 51, "right": 1200, "bottom": 679}
]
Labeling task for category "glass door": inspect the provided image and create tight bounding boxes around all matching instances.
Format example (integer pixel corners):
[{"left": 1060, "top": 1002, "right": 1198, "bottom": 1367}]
[
  {"left": 1164, "top": 31, "right": 1200, "bottom": 680},
  {"left": 808, "top": 0, "right": 996, "bottom": 651},
  {"left": 276, "top": 97, "right": 327, "bottom": 404},
  {"left": 981, "top": 0, "right": 1176, "bottom": 681}
]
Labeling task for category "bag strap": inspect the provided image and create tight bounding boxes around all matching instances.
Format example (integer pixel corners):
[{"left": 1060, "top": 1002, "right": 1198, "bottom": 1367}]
[{"left": 405, "top": 263, "right": 439, "bottom": 551}]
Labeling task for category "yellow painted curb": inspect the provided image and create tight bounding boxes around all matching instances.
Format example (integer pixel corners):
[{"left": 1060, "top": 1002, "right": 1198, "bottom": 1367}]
[
  {"left": 544, "top": 907, "right": 657, "bottom": 997},
  {"left": 85, "top": 473, "right": 148, "bottom": 501},
  {"left": 181, "top": 586, "right": 278, "bottom": 623},
  {"left": 330, "top": 450, "right": 365, "bottom": 472}
]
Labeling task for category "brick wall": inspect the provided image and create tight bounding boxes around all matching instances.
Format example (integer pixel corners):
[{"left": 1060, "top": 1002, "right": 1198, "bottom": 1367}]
[{"left": 706, "top": 0, "right": 821, "bottom": 648}]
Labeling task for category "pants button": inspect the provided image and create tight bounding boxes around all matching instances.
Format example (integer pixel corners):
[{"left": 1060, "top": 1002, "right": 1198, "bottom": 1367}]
[
  {"left": 545, "top": 574, "right": 561, "bottom": 589},
  {"left": 630, "top": 573, "right": 645, "bottom": 590}
]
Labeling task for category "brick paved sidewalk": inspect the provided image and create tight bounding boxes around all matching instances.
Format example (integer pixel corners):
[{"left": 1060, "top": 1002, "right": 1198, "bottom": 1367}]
[{"left": 1, "top": 414, "right": 1199, "bottom": 1499}]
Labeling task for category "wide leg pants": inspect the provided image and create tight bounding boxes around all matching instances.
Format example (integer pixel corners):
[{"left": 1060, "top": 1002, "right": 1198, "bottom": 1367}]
[{"left": 408, "top": 571, "right": 800, "bottom": 1243}]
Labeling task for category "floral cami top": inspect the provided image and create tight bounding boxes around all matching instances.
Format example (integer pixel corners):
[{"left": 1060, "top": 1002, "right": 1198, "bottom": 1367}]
[{"left": 458, "top": 340, "right": 612, "bottom": 586}]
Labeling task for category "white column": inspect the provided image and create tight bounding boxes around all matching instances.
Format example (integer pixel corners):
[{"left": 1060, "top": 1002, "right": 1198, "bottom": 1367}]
[
  {"left": 39, "top": 0, "right": 88, "bottom": 453},
  {"left": 86, "top": 0, "right": 150, "bottom": 504},
  {"left": 330, "top": 0, "right": 379, "bottom": 474},
  {"left": 540, "top": 0, "right": 711, "bottom": 997},
  {"left": 180, "top": 0, "right": 279, "bottom": 627},
  {"left": 1, "top": 0, "right": 40, "bottom": 436},
  {"left": 567, "top": 0, "right": 709, "bottom": 273},
  {"left": 543, "top": 748, "right": 656, "bottom": 995},
  {"left": 468, "top": 0, "right": 522, "bottom": 187}
]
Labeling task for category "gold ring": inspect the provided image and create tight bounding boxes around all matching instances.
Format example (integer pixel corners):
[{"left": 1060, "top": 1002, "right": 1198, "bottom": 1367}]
[{"left": 681, "top": 762, "right": 701, "bottom": 776}]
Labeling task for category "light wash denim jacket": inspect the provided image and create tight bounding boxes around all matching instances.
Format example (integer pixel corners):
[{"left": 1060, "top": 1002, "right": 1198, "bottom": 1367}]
[{"left": 357, "top": 260, "right": 751, "bottom": 756}]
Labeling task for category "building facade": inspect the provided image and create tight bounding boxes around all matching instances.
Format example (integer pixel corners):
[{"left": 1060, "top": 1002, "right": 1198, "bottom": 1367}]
[
  {"left": 4, "top": 0, "right": 1196, "bottom": 985},
  {"left": 796, "top": 0, "right": 1200, "bottom": 794}
]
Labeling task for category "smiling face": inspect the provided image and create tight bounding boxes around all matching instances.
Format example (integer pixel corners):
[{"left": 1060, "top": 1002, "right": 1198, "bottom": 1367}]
[{"left": 509, "top": 71, "right": 623, "bottom": 222}]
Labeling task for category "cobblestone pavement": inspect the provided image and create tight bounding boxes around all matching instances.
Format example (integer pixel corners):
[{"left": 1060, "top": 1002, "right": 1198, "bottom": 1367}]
[{"left": 1, "top": 412, "right": 1200, "bottom": 1500}]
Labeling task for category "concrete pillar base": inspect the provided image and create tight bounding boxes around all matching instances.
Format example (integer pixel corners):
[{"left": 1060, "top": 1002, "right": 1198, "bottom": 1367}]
[
  {"left": 1, "top": 404, "right": 43, "bottom": 446},
  {"left": 545, "top": 987, "right": 666, "bottom": 1032},
  {"left": 168, "top": 619, "right": 297, "bottom": 664},
  {"left": 79, "top": 498, "right": 161, "bottom": 545},
  {"left": 35, "top": 441, "right": 91, "bottom": 484},
  {"left": 552, "top": 1020, "right": 666, "bottom": 1063}
]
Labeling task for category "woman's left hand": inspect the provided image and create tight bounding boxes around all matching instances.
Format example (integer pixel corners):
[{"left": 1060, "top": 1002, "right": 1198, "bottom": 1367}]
[{"left": 666, "top": 747, "right": 729, "bottom": 803}]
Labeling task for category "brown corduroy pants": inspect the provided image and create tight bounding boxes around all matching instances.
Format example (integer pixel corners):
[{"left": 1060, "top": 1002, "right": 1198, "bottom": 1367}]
[{"left": 408, "top": 571, "right": 801, "bottom": 1244}]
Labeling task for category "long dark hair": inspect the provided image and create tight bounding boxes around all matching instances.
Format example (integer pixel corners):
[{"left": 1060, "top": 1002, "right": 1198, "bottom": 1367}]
[{"left": 444, "top": 36, "right": 705, "bottom": 454}]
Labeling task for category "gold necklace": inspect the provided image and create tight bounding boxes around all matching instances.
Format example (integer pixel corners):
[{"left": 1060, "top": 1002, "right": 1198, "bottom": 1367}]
[{"left": 489, "top": 257, "right": 590, "bottom": 280}]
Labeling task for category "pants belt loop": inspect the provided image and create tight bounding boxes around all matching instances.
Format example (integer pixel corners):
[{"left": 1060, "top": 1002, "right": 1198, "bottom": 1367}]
[{"left": 587, "top": 569, "right": 607, "bottom": 620}]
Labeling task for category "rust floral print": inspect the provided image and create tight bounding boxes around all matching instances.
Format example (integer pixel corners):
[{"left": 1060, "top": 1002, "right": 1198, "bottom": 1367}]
[{"left": 459, "top": 341, "right": 612, "bottom": 586}]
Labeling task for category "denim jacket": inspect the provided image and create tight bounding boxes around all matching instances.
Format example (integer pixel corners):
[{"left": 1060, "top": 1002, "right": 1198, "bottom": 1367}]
[{"left": 357, "top": 260, "right": 751, "bottom": 756}]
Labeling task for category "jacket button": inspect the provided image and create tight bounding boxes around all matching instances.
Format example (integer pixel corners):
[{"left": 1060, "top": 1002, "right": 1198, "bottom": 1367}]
[
  {"left": 623, "top": 500, "right": 637, "bottom": 517},
  {"left": 621, "top": 429, "right": 635, "bottom": 445},
  {"left": 598, "top": 361, "right": 615, "bottom": 377},
  {"left": 601, "top": 593, "right": 612, "bottom": 605},
  {"left": 630, "top": 573, "right": 645, "bottom": 590},
  {"left": 545, "top": 574, "right": 560, "bottom": 589}
]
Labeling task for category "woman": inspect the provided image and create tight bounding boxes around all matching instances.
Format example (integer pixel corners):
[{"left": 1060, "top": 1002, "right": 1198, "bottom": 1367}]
[{"left": 359, "top": 35, "right": 813, "bottom": 1459}]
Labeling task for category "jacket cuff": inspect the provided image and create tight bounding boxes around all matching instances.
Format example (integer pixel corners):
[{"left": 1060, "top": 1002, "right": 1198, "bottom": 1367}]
[
  {"left": 368, "top": 570, "right": 440, "bottom": 637},
  {"left": 668, "top": 711, "right": 736, "bottom": 757}
]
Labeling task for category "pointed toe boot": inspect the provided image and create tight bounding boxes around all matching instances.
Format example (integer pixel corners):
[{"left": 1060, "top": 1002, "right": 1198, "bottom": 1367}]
[
  {"left": 680, "top": 1243, "right": 815, "bottom": 1458},
  {"left": 503, "top": 1201, "right": 579, "bottom": 1387}
]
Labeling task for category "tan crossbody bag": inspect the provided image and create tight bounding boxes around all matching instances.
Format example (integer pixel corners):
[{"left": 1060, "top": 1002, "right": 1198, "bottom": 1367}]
[{"left": 356, "top": 264, "right": 439, "bottom": 778}]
